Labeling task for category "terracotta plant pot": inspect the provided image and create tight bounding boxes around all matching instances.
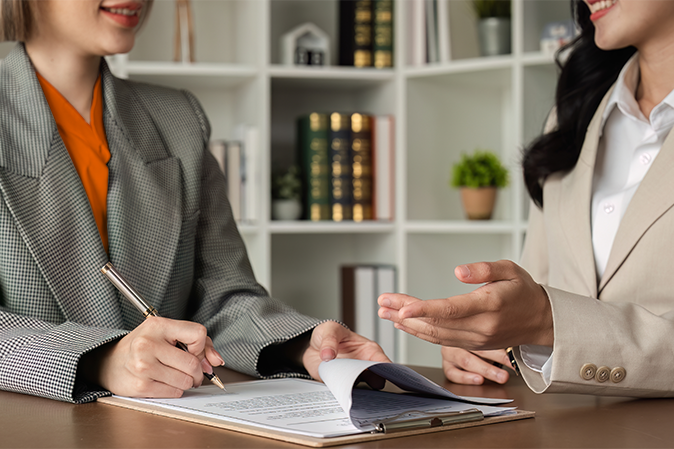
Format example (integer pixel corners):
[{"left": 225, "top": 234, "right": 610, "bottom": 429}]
[{"left": 460, "top": 187, "right": 497, "bottom": 220}]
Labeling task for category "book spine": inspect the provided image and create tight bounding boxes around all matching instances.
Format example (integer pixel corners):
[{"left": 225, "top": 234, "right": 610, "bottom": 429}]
[
  {"left": 375, "top": 265, "right": 397, "bottom": 360},
  {"left": 298, "top": 113, "right": 330, "bottom": 221},
  {"left": 329, "top": 112, "right": 353, "bottom": 221},
  {"left": 340, "top": 265, "right": 376, "bottom": 341},
  {"left": 372, "top": 115, "right": 394, "bottom": 221},
  {"left": 339, "top": 0, "right": 373, "bottom": 67},
  {"left": 373, "top": 0, "right": 394, "bottom": 68},
  {"left": 350, "top": 113, "right": 373, "bottom": 222}
]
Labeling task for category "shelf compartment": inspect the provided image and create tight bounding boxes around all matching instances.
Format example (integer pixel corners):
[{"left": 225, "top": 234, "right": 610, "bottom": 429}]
[
  {"left": 271, "top": 78, "right": 396, "bottom": 172},
  {"left": 406, "top": 68, "right": 514, "bottom": 222},
  {"left": 271, "top": 233, "right": 396, "bottom": 321},
  {"left": 130, "top": 0, "right": 262, "bottom": 65}
]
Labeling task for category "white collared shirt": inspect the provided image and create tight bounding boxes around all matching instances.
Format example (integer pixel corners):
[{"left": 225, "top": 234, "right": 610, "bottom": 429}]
[{"left": 521, "top": 53, "right": 674, "bottom": 380}]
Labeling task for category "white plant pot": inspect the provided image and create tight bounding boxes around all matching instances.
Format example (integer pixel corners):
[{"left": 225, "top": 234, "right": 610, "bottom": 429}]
[{"left": 272, "top": 199, "right": 302, "bottom": 220}]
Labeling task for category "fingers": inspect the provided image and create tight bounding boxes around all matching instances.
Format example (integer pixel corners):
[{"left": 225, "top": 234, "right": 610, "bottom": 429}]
[
  {"left": 95, "top": 317, "right": 219, "bottom": 397},
  {"left": 474, "top": 349, "right": 514, "bottom": 371},
  {"left": 395, "top": 295, "right": 485, "bottom": 322},
  {"left": 441, "top": 347, "right": 510, "bottom": 385},
  {"left": 378, "top": 293, "right": 422, "bottom": 312},
  {"left": 454, "top": 260, "right": 520, "bottom": 285},
  {"left": 303, "top": 321, "right": 392, "bottom": 381}
]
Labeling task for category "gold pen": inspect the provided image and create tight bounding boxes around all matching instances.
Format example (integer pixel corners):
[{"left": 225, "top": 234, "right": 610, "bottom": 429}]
[{"left": 100, "top": 262, "right": 226, "bottom": 391}]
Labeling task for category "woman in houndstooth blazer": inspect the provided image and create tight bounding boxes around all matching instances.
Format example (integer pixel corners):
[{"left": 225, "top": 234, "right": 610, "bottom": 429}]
[{"left": 0, "top": 1, "right": 388, "bottom": 403}]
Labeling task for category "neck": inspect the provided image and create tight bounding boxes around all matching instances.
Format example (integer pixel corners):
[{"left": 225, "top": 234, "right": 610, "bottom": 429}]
[
  {"left": 635, "top": 41, "right": 674, "bottom": 120},
  {"left": 25, "top": 40, "right": 101, "bottom": 124}
]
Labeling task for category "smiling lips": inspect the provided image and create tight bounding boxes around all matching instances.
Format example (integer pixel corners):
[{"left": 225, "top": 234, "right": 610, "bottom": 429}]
[
  {"left": 100, "top": 2, "right": 142, "bottom": 27},
  {"left": 588, "top": 0, "right": 617, "bottom": 20}
]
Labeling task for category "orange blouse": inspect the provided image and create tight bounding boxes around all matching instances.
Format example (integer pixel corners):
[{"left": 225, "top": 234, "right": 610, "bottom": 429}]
[{"left": 37, "top": 72, "right": 111, "bottom": 253}]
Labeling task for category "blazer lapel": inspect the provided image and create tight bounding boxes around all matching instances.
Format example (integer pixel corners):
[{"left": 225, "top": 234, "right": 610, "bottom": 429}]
[
  {"left": 0, "top": 44, "right": 122, "bottom": 327},
  {"left": 599, "top": 124, "right": 674, "bottom": 292},
  {"left": 101, "top": 65, "right": 182, "bottom": 328},
  {"left": 557, "top": 86, "right": 616, "bottom": 298}
]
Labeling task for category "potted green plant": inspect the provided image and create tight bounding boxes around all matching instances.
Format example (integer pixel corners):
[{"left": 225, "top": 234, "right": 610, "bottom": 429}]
[
  {"left": 271, "top": 165, "right": 302, "bottom": 220},
  {"left": 472, "top": 0, "right": 511, "bottom": 57},
  {"left": 451, "top": 150, "right": 509, "bottom": 220}
]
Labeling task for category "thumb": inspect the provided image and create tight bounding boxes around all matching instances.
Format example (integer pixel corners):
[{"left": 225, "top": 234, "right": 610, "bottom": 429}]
[
  {"left": 454, "top": 260, "right": 518, "bottom": 285},
  {"left": 312, "top": 322, "right": 348, "bottom": 362}
]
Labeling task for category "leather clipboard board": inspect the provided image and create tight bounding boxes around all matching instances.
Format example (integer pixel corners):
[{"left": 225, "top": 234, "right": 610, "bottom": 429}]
[{"left": 98, "top": 396, "right": 535, "bottom": 447}]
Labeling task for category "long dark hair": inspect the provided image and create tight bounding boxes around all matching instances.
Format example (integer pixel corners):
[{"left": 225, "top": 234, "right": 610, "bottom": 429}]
[{"left": 522, "top": 0, "right": 636, "bottom": 208}]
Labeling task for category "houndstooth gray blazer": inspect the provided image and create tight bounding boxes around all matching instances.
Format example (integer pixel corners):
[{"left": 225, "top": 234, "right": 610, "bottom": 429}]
[{"left": 0, "top": 44, "right": 319, "bottom": 403}]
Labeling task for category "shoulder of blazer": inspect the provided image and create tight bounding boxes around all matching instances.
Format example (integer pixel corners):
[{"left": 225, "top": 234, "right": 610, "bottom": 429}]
[
  {"left": 0, "top": 43, "right": 57, "bottom": 178},
  {"left": 103, "top": 68, "right": 211, "bottom": 153}
]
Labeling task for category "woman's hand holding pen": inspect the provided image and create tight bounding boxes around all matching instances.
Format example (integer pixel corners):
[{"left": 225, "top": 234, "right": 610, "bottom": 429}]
[
  {"left": 377, "top": 260, "right": 554, "bottom": 383},
  {"left": 82, "top": 316, "right": 224, "bottom": 398}
]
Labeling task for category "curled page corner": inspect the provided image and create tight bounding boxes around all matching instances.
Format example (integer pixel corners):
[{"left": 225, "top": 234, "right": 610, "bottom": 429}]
[{"left": 319, "top": 359, "right": 514, "bottom": 430}]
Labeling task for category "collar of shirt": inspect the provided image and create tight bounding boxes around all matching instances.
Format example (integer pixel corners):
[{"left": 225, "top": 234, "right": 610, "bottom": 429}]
[{"left": 601, "top": 52, "right": 674, "bottom": 133}]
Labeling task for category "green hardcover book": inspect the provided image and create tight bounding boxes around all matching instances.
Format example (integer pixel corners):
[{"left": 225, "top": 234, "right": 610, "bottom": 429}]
[
  {"left": 350, "top": 113, "right": 373, "bottom": 221},
  {"left": 373, "top": 0, "right": 394, "bottom": 68},
  {"left": 329, "top": 112, "right": 353, "bottom": 221},
  {"left": 298, "top": 113, "right": 330, "bottom": 221}
]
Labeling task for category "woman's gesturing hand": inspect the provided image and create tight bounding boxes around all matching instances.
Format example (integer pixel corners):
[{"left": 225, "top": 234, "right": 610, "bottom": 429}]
[
  {"left": 81, "top": 316, "right": 224, "bottom": 398},
  {"left": 377, "top": 260, "right": 554, "bottom": 350}
]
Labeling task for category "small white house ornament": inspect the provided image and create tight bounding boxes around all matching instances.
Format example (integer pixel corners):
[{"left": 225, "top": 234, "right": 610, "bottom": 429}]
[{"left": 281, "top": 23, "right": 331, "bottom": 66}]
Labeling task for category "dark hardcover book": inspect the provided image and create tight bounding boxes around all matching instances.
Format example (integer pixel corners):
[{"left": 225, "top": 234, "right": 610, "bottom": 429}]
[
  {"left": 329, "top": 112, "right": 353, "bottom": 221},
  {"left": 339, "top": 0, "right": 373, "bottom": 67},
  {"left": 373, "top": 0, "right": 394, "bottom": 68},
  {"left": 298, "top": 113, "right": 331, "bottom": 221},
  {"left": 350, "top": 113, "right": 373, "bottom": 221}
]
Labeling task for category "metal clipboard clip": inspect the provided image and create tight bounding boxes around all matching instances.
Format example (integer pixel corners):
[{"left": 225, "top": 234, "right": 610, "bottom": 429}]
[{"left": 372, "top": 408, "right": 484, "bottom": 434}]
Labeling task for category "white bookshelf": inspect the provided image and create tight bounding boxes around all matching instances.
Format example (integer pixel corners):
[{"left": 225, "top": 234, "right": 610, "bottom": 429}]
[{"left": 0, "top": 0, "right": 568, "bottom": 368}]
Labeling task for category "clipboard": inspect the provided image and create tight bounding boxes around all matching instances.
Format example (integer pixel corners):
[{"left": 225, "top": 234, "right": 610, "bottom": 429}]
[{"left": 98, "top": 395, "right": 534, "bottom": 447}]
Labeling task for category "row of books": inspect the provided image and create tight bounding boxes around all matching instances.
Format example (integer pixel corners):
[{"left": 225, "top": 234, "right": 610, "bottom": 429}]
[
  {"left": 208, "top": 124, "right": 260, "bottom": 223},
  {"left": 408, "top": 0, "right": 460, "bottom": 65},
  {"left": 297, "top": 112, "right": 394, "bottom": 222},
  {"left": 339, "top": 0, "right": 394, "bottom": 68},
  {"left": 341, "top": 264, "right": 397, "bottom": 359}
]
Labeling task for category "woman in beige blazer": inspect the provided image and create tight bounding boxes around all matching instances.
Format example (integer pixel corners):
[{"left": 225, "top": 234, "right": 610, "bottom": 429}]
[{"left": 378, "top": 0, "right": 674, "bottom": 397}]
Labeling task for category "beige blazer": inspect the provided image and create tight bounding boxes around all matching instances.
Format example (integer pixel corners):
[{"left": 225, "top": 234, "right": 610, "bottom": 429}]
[{"left": 515, "top": 84, "right": 674, "bottom": 397}]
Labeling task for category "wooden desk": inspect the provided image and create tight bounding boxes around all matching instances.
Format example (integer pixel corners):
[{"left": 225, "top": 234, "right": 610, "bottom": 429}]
[{"left": 1, "top": 366, "right": 672, "bottom": 448}]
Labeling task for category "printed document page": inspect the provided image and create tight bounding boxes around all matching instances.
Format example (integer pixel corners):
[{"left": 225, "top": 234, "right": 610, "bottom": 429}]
[{"left": 116, "top": 360, "right": 514, "bottom": 438}]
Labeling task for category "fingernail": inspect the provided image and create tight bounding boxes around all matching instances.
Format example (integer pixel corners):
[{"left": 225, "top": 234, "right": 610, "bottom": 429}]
[
  {"left": 381, "top": 310, "right": 391, "bottom": 319},
  {"left": 473, "top": 376, "right": 482, "bottom": 384},
  {"left": 215, "top": 350, "right": 225, "bottom": 366},
  {"left": 201, "top": 357, "right": 214, "bottom": 375},
  {"left": 497, "top": 372, "right": 507, "bottom": 383},
  {"left": 321, "top": 348, "right": 336, "bottom": 362},
  {"left": 457, "top": 265, "right": 470, "bottom": 278},
  {"left": 380, "top": 297, "right": 391, "bottom": 307}
]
